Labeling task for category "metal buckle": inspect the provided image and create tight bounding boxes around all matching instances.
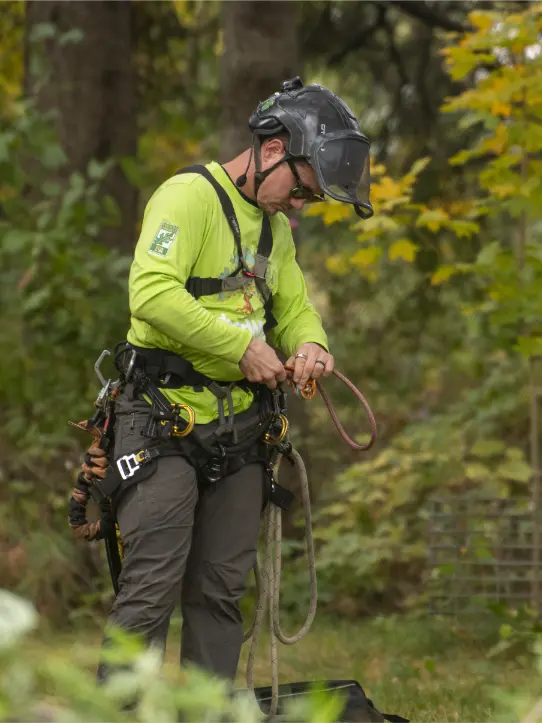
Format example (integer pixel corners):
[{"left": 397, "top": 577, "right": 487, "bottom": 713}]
[{"left": 116, "top": 450, "right": 146, "bottom": 480}]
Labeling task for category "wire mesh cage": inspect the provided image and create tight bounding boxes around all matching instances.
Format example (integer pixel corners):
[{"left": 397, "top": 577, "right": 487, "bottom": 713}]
[{"left": 427, "top": 494, "right": 542, "bottom": 616}]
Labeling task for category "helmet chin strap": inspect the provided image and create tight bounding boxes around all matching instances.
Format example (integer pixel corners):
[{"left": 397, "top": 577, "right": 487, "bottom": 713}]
[{"left": 236, "top": 135, "right": 289, "bottom": 199}]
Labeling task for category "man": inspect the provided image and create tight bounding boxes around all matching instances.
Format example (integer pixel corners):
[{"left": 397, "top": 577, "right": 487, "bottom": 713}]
[{"left": 93, "top": 76, "right": 373, "bottom": 685}]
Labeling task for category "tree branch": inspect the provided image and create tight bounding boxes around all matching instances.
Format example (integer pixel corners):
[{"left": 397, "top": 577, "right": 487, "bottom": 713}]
[
  {"left": 328, "top": 5, "right": 386, "bottom": 66},
  {"left": 390, "top": 1, "right": 468, "bottom": 33}
]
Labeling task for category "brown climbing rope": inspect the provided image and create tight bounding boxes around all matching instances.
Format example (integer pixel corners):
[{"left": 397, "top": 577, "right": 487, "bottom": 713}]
[{"left": 283, "top": 365, "right": 377, "bottom": 451}]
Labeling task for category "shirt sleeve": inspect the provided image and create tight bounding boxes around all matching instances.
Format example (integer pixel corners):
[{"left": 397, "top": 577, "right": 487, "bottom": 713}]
[
  {"left": 128, "top": 177, "right": 252, "bottom": 364},
  {"left": 268, "top": 216, "right": 329, "bottom": 356}
]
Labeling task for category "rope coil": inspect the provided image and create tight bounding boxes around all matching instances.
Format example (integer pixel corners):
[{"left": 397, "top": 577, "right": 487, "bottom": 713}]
[{"left": 244, "top": 449, "right": 316, "bottom": 720}]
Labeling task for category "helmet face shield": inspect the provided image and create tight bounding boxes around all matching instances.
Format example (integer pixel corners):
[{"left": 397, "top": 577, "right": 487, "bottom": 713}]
[{"left": 311, "top": 132, "right": 374, "bottom": 219}]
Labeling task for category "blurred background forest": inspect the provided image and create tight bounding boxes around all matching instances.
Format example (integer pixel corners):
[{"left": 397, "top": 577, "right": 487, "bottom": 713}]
[{"left": 2, "top": 1, "right": 542, "bottom": 721}]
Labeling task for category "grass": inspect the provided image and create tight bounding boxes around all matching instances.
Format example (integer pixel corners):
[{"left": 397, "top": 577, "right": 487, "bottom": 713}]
[{"left": 24, "top": 609, "right": 541, "bottom": 723}]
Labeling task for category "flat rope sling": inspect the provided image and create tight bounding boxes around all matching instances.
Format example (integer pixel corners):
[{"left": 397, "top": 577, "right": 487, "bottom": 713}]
[{"left": 244, "top": 367, "right": 377, "bottom": 720}]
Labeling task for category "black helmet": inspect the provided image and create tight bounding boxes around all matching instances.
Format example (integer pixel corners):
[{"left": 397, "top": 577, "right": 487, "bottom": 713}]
[{"left": 248, "top": 77, "right": 373, "bottom": 220}]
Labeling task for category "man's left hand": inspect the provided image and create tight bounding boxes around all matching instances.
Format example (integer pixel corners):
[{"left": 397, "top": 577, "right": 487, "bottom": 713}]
[{"left": 286, "top": 342, "right": 334, "bottom": 390}]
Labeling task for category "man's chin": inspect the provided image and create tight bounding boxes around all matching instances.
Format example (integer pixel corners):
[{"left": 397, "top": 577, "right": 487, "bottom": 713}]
[{"left": 258, "top": 201, "right": 279, "bottom": 216}]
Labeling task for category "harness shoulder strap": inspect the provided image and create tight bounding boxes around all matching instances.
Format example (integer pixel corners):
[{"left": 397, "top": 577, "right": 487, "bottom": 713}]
[
  {"left": 175, "top": 164, "right": 277, "bottom": 331},
  {"left": 176, "top": 164, "right": 244, "bottom": 266}
]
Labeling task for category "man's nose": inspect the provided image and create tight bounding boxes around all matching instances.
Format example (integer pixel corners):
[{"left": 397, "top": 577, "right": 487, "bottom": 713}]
[{"left": 290, "top": 197, "right": 306, "bottom": 211}]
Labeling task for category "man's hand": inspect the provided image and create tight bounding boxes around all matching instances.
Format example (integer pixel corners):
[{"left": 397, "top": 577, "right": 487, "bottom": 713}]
[
  {"left": 82, "top": 441, "right": 109, "bottom": 481},
  {"left": 286, "top": 342, "right": 334, "bottom": 390},
  {"left": 239, "top": 338, "right": 287, "bottom": 389}
]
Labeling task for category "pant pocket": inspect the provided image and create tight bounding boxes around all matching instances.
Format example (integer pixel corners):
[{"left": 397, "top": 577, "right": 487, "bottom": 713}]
[{"left": 113, "top": 409, "right": 150, "bottom": 460}]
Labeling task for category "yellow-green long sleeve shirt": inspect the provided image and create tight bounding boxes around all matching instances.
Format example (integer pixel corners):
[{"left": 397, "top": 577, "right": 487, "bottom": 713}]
[{"left": 127, "top": 162, "right": 328, "bottom": 423}]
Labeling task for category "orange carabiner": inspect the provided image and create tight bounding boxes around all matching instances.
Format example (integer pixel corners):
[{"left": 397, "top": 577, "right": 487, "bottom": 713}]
[{"left": 283, "top": 364, "right": 316, "bottom": 400}]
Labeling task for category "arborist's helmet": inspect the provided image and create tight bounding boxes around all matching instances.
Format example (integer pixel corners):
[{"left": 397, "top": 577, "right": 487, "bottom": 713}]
[{"left": 248, "top": 77, "right": 374, "bottom": 220}]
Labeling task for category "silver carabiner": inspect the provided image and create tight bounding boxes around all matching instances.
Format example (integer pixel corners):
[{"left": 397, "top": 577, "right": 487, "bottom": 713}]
[{"left": 94, "top": 349, "right": 111, "bottom": 387}]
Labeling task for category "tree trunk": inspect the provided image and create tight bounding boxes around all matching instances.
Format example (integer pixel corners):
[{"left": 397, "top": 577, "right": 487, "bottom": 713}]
[
  {"left": 24, "top": 0, "right": 138, "bottom": 252},
  {"left": 219, "top": 1, "right": 300, "bottom": 161}
]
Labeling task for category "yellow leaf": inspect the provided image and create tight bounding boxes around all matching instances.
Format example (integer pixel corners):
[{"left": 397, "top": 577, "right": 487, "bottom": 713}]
[
  {"left": 371, "top": 163, "right": 387, "bottom": 176},
  {"left": 389, "top": 239, "right": 418, "bottom": 263},
  {"left": 372, "top": 176, "right": 403, "bottom": 202},
  {"left": 303, "top": 200, "right": 352, "bottom": 224},
  {"left": 491, "top": 102, "right": 511, "bottom": 117},
  {"left": 350, "top": 247, "right": 382, "bottom": 269},
  {"left": 321, "top": 202, "right": 353, "bottom": 225},
  {"left": 416, "top": 209, "right": 449, "bottom": 233},
  {"left": 353, "top": 214, "right": 399, "bottom": 237},
  {"left": 431, "top": 265, "right": 460, "bottom": 286},
  {"left": 214, "top": 30, "right": 224, "bottom": 56},
  {"left": 325, "top": 254, "right": 349, "bottom": 276},
  {"left": 483, "top": 123, "right": 508, "bottom": 154},
  {"left": 469, "top": 11, "right": 496, "bottom": 32},
  {"left": 492, "top": 184, "right": 516, "bottom": 199}
]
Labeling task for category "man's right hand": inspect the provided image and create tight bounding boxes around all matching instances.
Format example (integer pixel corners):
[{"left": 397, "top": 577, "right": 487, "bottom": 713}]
[{"left": 239, "top": 338, "right": 287, "bottom": 389}]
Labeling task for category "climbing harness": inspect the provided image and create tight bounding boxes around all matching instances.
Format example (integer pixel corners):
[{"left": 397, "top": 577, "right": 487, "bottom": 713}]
[{"left": 69, "top": 340, "right": 379, "bottom": 719}]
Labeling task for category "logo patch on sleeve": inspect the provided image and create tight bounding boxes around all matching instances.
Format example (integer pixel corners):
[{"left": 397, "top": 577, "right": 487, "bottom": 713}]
[{"left": 148, "top": 222, "right": 179, "bottom": 258}]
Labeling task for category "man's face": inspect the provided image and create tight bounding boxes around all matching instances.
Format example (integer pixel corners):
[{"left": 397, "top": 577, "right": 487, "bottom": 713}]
[{"left": 256, "top": 138, "right": 324, "bottom": 216}]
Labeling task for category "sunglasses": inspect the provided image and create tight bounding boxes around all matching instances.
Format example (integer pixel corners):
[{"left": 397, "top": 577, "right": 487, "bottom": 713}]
[{"left": 287, "top": 160, "right": 325, "bottom": 203}]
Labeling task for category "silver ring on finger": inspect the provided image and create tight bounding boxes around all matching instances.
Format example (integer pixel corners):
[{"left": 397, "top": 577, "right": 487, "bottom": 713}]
[{"left": 295, "top": 353, "right": 308, "bottom": 360}]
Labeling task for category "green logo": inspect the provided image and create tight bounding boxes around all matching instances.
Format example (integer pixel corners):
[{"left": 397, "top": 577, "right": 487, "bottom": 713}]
[
  {"left": 260, "top": 96, "right": 276, "bottom": 112},
  {"left": 148, "top": 221, "right": 179, "bottom": 258}
]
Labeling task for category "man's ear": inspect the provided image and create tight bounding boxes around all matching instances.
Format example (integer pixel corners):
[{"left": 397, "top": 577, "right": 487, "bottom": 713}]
[{"left": 262, "top": 137, "right": 286, "bottom": 161}]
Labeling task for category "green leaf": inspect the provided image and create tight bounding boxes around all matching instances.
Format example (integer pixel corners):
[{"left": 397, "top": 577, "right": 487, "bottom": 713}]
[
  {"left": 475, "top": 241, "right": 504, "bottom": 267},
  {"left": 87, "top": 158, "right": 110, "bottom": 181},
  {"left": 515, "top": 336, "right": 542, "bottom": 359},
  {"left": 0, "top": 132, "right": 15, "bottom": 163},
  {"left": 416, "top": 209, "right": 449, "bottom": 232},
  {"left": 41, "top": 144, "right": 67, "bottom": 170},
  {"left": 102, "top": 195, "right": 122, "bottom": 226},
  {"left": 465, "top": 463, "right": 491, "bottom": 480},
  {"left": 41, "top": 181, "right": 61, "bottom": 197},
  {"left": 430, "top": 265, "right": 462, "bottom": 286},
  {"left": 458, "top": 111, "right": 486, "bottom": 130},
  {"left": 22, "top": 288, "right": 50, "bottom": 314},
  {"left": 29, "top": 22, "right": 56, "bottom": 43},
  {"left": 2, "top": 230, "right": 32, "bottom": 253},
  {"left": 496, "top": 459, "right": 532, "bottom": 483},
  {"left": 448, "top": 220, "right": 480, "bottom": 239},
  {"left": 119, "top": 155, "right": 147, "bottom": 188},
  {"left": 500, "top": 623, "right": 513, "bottom": 639},
  {"left": 423, "top": 658, "right": 436, "bottom": 673},
  {"left": 59, "top": 28, "right": 84, "bottom": 46},
  {"left": 471, "top": 439, "right": 505, "bottom": 457}
]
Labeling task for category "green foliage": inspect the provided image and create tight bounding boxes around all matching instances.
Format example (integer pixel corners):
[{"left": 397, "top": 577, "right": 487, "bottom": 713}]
[
  {"left": 294, "top": 3, "right": 542, "bottom": 616},
  {"left": 0, "top": 68, "right": 130, "bottom": 615},
  {"left": 1, "top": 589, "right": 331, "bottom": 723}
]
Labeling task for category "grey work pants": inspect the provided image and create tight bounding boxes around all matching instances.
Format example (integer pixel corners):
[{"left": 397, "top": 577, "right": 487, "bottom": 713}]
[{"left": 97, "top": 390, "right": 265, "bottom": 682}]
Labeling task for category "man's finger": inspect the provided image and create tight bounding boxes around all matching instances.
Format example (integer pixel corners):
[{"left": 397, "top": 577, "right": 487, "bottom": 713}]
[
  {"left": 88, "top": 444, "right": 106, "bottom": 458},
  {"left": 292, "top": 354, "right": 307, "bottom": 385},
  {"left": 324, "top": 356, "right": 335, "bottom": 376},
  {"left": 298, "top": 352, "right": 320, "bottom": 389},
  {"left": 310, "top": 357, "right": 327, "bottom": 380}
]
